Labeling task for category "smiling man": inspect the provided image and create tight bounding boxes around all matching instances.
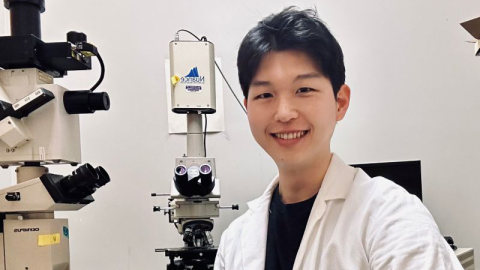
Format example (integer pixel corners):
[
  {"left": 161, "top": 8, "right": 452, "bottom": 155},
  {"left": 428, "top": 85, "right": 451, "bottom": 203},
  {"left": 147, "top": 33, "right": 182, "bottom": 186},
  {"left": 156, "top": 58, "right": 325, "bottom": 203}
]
[{"left": 214, "top": 7, "right": 463, "bottom": 270}]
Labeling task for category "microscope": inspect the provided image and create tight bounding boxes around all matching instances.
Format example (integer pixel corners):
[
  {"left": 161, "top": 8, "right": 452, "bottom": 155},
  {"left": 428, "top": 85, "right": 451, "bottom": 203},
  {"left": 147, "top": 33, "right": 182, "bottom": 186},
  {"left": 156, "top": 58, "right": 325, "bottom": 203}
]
[
  {"left": 152, "top": 36, "right": 238, "bottom": 270},
  {"left": 0, "top": 0, "right": 110, "bottom": 269}
]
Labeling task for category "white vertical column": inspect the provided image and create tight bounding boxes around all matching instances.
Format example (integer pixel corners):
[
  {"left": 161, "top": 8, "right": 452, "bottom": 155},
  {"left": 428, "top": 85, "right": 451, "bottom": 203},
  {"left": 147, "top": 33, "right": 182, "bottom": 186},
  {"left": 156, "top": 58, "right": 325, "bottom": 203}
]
[{"left": 186, "top": 113, "right": 204, "bottom": 157}]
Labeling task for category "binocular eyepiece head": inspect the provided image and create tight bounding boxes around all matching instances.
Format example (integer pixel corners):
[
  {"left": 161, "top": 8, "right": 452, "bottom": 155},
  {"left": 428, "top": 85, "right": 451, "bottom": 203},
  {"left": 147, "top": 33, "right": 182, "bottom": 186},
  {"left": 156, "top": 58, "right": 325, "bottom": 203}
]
[
  {"left": 173, "top": 164, "right": 215, "bottom": 197},
  {"left": 40, "top": 163, "right": 111, "bottom": 204},
  {"left": 61, "top": 163, "right": 110, "bottom": 199}
]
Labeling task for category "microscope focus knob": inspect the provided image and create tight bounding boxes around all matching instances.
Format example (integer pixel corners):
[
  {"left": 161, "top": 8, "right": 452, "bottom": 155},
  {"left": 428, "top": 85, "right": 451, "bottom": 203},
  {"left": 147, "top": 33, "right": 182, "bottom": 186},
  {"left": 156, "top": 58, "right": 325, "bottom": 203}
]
[
  {"left": 5, "top": 192, "right": 20, "bottom": 201},
  {"left": 219, "top": 204, "right": 239, "bottom": 211}
]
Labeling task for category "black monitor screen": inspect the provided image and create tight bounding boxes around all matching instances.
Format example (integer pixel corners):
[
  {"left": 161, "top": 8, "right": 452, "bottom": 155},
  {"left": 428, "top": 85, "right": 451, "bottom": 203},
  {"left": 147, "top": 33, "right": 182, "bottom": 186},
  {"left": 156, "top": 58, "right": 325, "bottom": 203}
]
[{"left": 350, "top": 160, "right": 422, "bottom": 201}]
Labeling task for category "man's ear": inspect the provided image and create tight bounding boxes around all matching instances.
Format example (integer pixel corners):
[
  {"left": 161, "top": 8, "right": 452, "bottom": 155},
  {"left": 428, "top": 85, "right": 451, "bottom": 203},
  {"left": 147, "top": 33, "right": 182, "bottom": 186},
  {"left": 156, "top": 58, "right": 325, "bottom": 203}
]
[
  {"left": 244, "top": 98, "right": 248, "bottom": 110},
  {"left": 336, "top": 84, "right": 351, "bottom": 121}
]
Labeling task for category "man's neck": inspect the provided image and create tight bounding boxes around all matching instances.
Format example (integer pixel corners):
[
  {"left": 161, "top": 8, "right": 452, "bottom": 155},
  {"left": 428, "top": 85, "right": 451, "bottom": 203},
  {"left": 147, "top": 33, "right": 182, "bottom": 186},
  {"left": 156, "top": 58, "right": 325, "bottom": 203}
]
[{"left": 277, "top": 152, "right": 333, "bottom": 204}]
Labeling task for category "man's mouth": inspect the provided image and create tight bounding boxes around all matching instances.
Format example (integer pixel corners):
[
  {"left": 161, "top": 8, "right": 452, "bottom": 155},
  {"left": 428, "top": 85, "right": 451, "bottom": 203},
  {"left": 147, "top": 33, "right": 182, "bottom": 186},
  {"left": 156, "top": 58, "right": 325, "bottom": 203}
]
[{"left": 271, "top": 130, "right": 309, "bottom": 140}]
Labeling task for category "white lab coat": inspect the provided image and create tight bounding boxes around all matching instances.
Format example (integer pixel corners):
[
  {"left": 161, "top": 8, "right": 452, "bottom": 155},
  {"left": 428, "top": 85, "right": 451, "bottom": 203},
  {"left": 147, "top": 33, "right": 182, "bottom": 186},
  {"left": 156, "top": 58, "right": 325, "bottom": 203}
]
[{"left": 214, "top": 154, "right": 463, "bottom": 270}]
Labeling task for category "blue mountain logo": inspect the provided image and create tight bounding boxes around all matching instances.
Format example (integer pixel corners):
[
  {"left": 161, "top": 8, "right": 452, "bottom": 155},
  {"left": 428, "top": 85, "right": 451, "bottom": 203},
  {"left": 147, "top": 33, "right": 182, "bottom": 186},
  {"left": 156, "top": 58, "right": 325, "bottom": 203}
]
[
  {"left": 185, "top": 67, "right": 199, "bottom": 78},
  {"left": 181, "top": 67, "right": 205, "bottom": 84}
]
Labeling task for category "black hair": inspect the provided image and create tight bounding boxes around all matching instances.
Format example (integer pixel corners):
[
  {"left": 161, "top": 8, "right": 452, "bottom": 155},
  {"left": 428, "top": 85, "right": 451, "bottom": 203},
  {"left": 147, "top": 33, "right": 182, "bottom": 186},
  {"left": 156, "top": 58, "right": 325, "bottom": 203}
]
[{"left": 237, "top": 7, "right": 345, "bottom": 98}]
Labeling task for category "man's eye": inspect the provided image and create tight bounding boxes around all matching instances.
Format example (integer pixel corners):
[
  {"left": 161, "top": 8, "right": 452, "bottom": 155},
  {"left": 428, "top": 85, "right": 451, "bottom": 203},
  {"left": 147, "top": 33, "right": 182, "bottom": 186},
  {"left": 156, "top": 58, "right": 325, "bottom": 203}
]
[
  {"left": 255, "top": 93, "right": 273, "bottom": 99},
  {"left": 296, "top": 87, "right": 315, "bottom": 94}
]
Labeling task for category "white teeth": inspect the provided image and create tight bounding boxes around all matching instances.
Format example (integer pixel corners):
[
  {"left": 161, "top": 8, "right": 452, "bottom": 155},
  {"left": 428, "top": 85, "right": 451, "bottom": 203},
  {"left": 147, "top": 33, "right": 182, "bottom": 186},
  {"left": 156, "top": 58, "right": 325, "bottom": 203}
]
[{"left": 274, "top": 131, "right": 307, "bottom": 140}]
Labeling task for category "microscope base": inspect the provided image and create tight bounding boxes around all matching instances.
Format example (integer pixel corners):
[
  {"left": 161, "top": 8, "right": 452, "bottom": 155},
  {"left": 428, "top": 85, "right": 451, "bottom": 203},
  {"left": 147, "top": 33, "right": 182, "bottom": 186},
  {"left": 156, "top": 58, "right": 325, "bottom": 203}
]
[{"left": 2, "top": 215, "right": 70, "bottom": 270}]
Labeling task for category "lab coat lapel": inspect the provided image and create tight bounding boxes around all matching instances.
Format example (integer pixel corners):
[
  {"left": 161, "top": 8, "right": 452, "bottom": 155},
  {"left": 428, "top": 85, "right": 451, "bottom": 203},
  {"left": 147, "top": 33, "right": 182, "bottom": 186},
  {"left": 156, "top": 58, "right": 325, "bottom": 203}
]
[
  {"left": 240, "top": 177, "right": 278, "bottom": 270},
  {"left": 292, "top": 154, "right": 356, "bottom": 270}
]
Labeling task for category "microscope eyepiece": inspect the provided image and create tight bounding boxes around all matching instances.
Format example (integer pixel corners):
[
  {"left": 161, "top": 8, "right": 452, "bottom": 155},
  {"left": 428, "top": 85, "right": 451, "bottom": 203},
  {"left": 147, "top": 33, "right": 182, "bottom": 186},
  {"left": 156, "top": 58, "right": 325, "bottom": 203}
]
[
  {"left": 199, "top": 164, "right": 214, "bottom": 192},
  {"left": 61, "top": 163, "right": 97, "bottom": 191},
  {"left": 95, "top": 166, "right": 110, "bottom": 187},
  {"left": 175, "top": 165, "right": 187, "bottom": 176},
  {"left": 200, "top": 164, "right": 211, "bottom": 174},
  {"left": 174, "top": 165, "right": 191, "bottom": 196},
  {"left": 59, "top": 163, "right": 105, "bottom": 199}
]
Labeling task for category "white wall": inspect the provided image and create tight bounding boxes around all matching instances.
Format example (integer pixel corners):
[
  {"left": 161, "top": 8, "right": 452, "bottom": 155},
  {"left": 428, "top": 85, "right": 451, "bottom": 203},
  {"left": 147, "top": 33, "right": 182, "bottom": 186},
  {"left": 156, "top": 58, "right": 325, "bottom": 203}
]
[{"left": 5, "top": 0, "right": 479, "bottom": 269}]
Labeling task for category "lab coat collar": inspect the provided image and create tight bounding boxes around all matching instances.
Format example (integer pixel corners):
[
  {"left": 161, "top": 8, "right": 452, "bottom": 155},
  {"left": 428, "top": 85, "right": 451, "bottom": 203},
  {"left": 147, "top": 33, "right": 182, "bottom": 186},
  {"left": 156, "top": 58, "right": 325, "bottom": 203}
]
[
  {"left": 320, "top": 153, "right": 356, "bottom": 201},
  {"left": 246, "top": 153, "right": 355, "bottom": 211},
  {"left": 241, "top": 153, "right": 356, "bottom": 269}
]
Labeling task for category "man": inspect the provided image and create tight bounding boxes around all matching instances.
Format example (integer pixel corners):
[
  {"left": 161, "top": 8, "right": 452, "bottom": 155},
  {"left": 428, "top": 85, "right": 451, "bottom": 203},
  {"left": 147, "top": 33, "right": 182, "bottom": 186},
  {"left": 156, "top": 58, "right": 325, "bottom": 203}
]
[{"left": 214, "top": 7, "right": 463, "bottom": 270}]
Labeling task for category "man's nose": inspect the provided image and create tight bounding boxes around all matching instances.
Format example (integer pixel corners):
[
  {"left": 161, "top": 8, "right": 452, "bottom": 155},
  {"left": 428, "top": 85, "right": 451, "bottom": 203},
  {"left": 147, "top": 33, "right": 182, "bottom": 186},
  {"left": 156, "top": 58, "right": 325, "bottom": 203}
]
[{"left": 273, "top": 98, "right": 299, "bottom": 123}]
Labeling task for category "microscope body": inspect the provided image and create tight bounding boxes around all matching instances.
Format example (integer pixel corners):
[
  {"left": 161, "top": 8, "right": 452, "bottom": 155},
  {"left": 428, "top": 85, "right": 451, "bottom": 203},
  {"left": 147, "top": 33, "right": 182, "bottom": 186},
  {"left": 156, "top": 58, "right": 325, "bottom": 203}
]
[
  {"left": 168, "top": 40, "right": 218, "bottom": 246},
  {"left": 0, "top": 1, "right": 111, "bottom": 269},
  {"left": 0, "top": 176, "right": 89, "bottom": 270},
  {"left": 0, "top": 69, "right": 79, "bottom": 270},
  {"left": 0, "top": 68, "right": 108, "bottom": 270},
  {"left": 153, "top": 38, "right": 240, "bottom": 270},
  {"left": 0, "top": 68, "right": 81, "bottom": 166}
]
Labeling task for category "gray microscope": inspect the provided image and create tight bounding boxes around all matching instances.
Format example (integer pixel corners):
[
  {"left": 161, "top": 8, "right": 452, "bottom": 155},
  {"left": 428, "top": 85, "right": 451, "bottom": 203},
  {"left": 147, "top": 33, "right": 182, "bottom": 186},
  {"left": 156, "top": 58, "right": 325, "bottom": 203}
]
[
  {"left": 152, "top": 35, "right": 238, "bottom": 270},
  {"left": 0, "top": 0, "right": 111, "bottom": 269}
]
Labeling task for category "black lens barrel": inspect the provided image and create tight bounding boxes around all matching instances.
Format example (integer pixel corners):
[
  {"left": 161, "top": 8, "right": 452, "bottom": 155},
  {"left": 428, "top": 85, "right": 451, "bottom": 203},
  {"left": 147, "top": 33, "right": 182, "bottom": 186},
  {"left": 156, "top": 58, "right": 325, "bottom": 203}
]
[
  {"left": 64, "top": 90, "right": 110, "bottom": 114},
  {"left": 4, "top": 0, "right": 45, "bottom": 38},
  {"left": 61, "top": 163, "right": 97, "bottom": 194},
  {"left": 199, "top": 164, "right": 213, "bottom": 188}
]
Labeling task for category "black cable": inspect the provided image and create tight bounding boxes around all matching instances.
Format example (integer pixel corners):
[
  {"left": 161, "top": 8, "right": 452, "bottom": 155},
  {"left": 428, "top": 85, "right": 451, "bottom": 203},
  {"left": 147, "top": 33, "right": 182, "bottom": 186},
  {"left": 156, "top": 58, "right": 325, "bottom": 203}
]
[
  {"left": 204, "top": 114, "right": 207, "bottom": 157},
  {"left": 176, "top": 29, "right": 247, "bottom": 115},
  {"left": 90, "top": 53, "right": 105, "bottom": 92},
  {"left": 214, "top": 61, "right": 247, "bottom": 114},
  {"left": 177, "top": 29, "right": 202, "bottom": 41}
]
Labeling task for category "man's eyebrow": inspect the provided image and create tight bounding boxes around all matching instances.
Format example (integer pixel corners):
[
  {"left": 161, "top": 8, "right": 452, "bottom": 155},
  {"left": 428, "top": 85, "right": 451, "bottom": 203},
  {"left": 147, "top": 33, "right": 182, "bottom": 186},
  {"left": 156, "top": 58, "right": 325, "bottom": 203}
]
[
  {"left": 294, "top": 72, "right": 323, "bottom": 82},
  {"left": 250, "top": 73, "right": 322, "bottom": 86},
  {"left": 250, "top": 80, "right": 271, "bottom": 87}
]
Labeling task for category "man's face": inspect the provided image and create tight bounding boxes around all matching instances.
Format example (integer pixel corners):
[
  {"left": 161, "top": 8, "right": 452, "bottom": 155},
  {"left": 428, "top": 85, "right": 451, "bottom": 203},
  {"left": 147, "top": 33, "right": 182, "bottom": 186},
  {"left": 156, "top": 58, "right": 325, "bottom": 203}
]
[{"left": 244, "top": 50, "right": 350, "bottom": 169}]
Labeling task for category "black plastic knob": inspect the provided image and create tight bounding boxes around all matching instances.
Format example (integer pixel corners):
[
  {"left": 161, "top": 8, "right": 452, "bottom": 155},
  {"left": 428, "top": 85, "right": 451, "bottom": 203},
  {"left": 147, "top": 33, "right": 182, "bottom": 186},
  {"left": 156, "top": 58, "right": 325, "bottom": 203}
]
[
  {"left": 67, "top": 31, "right": 87, "bottom": 44},
  {"left": 5, "top": 192, "right": 20, "bottom": 201}
]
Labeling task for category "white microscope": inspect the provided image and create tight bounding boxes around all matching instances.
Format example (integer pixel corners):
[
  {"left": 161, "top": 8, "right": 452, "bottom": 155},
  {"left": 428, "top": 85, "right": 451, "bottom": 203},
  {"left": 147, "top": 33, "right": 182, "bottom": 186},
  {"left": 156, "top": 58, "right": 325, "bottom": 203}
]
[
  {"left": 152, "top": 35, "right": 238, "bottom": 270},
  {"left": 0, "top": 0, "right": 111, "bottom": 269}
]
